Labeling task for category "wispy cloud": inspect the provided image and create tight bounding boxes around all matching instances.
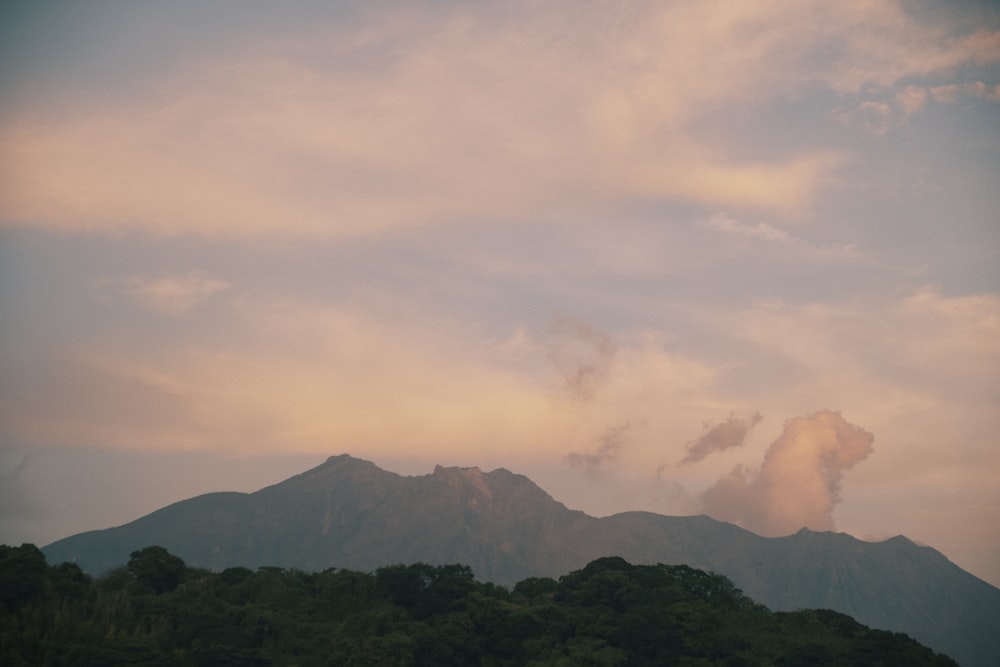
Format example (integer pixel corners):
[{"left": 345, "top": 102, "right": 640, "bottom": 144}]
[
  {"left": 701, "top": 214, "right": 796, "bottom": 244},
  {"left": 679, "top": 412, "right": 763, "bottom": 466},
  {"left": 7, "top": 0, "right": 990, "bottom": 238},
  {"left": 928, "top": 81, "right": 1000, "bottom": 104},
  {"left": 566, "top": 423, "right": 630, "bottom": 471},
  {"left": 546, "top": 315, "right": 617, "bottom": 401},
  {"left": 96, "top": 271, "right": 230, "bottom": 316},
  {"left": 837, "top": 79, "right": 1000, "bottom": 135},
  {"left": 833, "top": 100, "right": 893, "bottom": 136},
  {"left": 700, "top": 213, "right": 859, "bottom": 257}
]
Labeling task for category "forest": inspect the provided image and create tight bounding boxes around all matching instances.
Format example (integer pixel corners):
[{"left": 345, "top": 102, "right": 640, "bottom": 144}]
[{"left": 1, "top": 543, "right": 957, "bottom": 666}]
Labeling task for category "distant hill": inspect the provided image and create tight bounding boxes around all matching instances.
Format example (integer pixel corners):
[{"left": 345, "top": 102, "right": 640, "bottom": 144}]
[{"left": 43, "top": 454, "right": 1000, "bottom": 667}]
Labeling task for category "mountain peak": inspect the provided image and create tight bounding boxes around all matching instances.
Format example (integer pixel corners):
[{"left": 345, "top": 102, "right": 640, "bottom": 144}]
[
  {"left": 39, "top": 454, "right": 1000, "bottom": 667},
  {"left": 433, "top": 464, "right": 484, "bottom": 475},
  {"left": 432, "top": 464, "right": 495, "bottom": 499},
  {"left": 321, "top": 453, "right": 373, "bottom": 467}
]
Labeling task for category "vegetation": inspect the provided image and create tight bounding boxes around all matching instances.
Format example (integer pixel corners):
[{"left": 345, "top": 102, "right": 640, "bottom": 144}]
[{"left": 1, "top": 544, "right": 957, "bottom": 666}]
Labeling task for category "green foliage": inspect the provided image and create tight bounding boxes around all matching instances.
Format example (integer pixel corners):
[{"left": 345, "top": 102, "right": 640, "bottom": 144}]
[
  {"left": 0, "top": 544, "right": 48, "bottom": 611},
  {"left": 126, "top": 546, "right": 186, "bottom": 595},
  {"left": 0, "top": 544, "right": 960, "bottom": 666}
]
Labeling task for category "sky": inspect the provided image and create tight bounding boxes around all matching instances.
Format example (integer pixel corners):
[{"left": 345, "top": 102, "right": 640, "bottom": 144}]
[{"left": 0, "top": 0, "right": 998, "bottom": 586}]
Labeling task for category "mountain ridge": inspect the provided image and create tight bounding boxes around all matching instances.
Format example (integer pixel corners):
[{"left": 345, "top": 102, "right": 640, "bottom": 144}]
[{"left": 42, "top": 453, "right": 1000, "bottom": 667}]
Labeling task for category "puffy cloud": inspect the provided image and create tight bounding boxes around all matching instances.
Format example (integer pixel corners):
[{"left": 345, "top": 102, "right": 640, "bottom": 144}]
[
  {"left": 679, "top": 412, "right": 762, "bottom": 466},
  {"left": 699, "top": 410, "right": 874, "bottom": 535},
  {"left": 895, "top": 85, "right": 928, "bottom": 116}
]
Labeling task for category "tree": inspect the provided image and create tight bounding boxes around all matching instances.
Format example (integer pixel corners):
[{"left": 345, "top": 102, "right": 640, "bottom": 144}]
[
  {"left": 0, "top": 543, "right": 48, "bottom": 610},
  {"left": 126, "top": 546, "right": 186, "bottom": 594}
]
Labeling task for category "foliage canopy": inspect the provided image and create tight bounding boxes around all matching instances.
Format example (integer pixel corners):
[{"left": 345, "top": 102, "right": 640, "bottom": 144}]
[{"left": 0, "top": 544, "right": 957, "bottom": 666}]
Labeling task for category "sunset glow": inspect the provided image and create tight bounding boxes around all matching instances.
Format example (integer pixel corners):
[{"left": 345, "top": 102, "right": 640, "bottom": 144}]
[{"left": 1, "top": 1, "right": 998, "bottom": 587}]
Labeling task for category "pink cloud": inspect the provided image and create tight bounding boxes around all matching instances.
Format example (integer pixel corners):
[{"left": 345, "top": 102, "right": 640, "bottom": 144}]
[{"left": 700, "top": 410, "right": 874, "bottom": 536}]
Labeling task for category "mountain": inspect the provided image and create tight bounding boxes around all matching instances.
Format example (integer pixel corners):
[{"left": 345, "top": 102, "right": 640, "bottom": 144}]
[{"left": 43, "top": 454, "right": 1000, "bottom": 667}]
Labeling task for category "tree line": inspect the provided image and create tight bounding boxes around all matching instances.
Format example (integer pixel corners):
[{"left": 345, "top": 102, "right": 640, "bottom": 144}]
[{"left": 1, "top": 543, "right": 957, "bottom": 666}]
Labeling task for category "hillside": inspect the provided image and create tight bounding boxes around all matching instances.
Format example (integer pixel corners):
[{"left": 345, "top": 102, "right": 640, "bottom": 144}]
[{"left": 43, "top": 454, "right": 1000, "bottom": 666}]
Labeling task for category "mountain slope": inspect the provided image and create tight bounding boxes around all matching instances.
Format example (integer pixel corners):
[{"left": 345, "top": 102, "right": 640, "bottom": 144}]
[{"left": 42, "top": 454, "right": 1000, "bottom": 667}]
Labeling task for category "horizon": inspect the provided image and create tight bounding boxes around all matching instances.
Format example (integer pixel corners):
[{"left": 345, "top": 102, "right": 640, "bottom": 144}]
[
  {"left": 22, "top": 449, "right": 1000, "bottom": 589},
  {"left": 1, "top": 1, "right": 998, "bottom": 588}
]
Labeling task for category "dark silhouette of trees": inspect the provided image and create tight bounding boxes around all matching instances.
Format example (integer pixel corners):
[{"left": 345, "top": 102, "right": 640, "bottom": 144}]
[
  {"left": 0, "top": 543, "right": 960, "bottom": 666},
  {"left": 126, "top": 546, "right": 186, "bottom": 595}
]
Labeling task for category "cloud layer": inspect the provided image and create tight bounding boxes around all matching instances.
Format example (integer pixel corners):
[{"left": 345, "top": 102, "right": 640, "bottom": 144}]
[
  {"left": 1, "top": 0, "right": 998, "bottom": 586},
  {"left": 3, "top": 1, "right": 996, "bottom": 238}
]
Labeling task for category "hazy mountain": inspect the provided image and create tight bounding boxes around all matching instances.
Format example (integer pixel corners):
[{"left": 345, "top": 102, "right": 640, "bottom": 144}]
[{"left": 43, "top": 454, "right": 1000, "bottom": 667}]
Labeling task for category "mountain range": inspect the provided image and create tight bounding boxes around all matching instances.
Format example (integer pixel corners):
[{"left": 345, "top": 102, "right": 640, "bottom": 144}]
[{"left": 43, "top": 454, "right": 1000, "bottom": 667}]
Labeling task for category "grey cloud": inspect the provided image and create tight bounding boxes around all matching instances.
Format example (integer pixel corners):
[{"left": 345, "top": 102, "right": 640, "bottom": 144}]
[
  {"left": 566, "top": 423, "right": 629, "bottom": 470},
  {"left": 679, "top": 412, "right": 763, "bottom": 466}
]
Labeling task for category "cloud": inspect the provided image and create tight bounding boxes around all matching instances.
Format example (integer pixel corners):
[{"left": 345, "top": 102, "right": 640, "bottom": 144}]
[
  {"left": 0, "top": 353, "right": 202, "bottom": 451},
  {"left": 895, "top": 85, "right": 928, "bottom": 116},
  {"left": 566, "top": 423, "right": 630, "bottom": 470},
  {"left": 838, "top": 79, "right": 999, "bottom": 133},
  {"left": 701, "top": 213, "right": 795, "bottom": 244},
  {"left": 806, "top": 3, "right": 1000, "bottom": 93},
  {"left": 679, "top": 412, "right": 762, "bottom": 466},
  {"left": 928, "top": 81, "right": 1000, "bottom": 104},
  {"left": 700, "top": 213, "right": 859, "bottom": 258},
  {"left": 0, "top": 291, "right": 720, "bottom": 469},
  {"left": 96, "top": 271, "right": 230, "bottom": 316},
  {"left": 699, "top": 410, "right": 874, "bottom": 536},
  {"left": 546, "top": 315, "right": 617, "bottom": 401},
  {"left": 732, "top": 287, "right": 1000, "bottom": 418},
  {"left": 15, "top": 0, "right": 996, "bottom": 237},
  {"left": 833, "top": 100, "right": 893, "bottom": 136}
]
